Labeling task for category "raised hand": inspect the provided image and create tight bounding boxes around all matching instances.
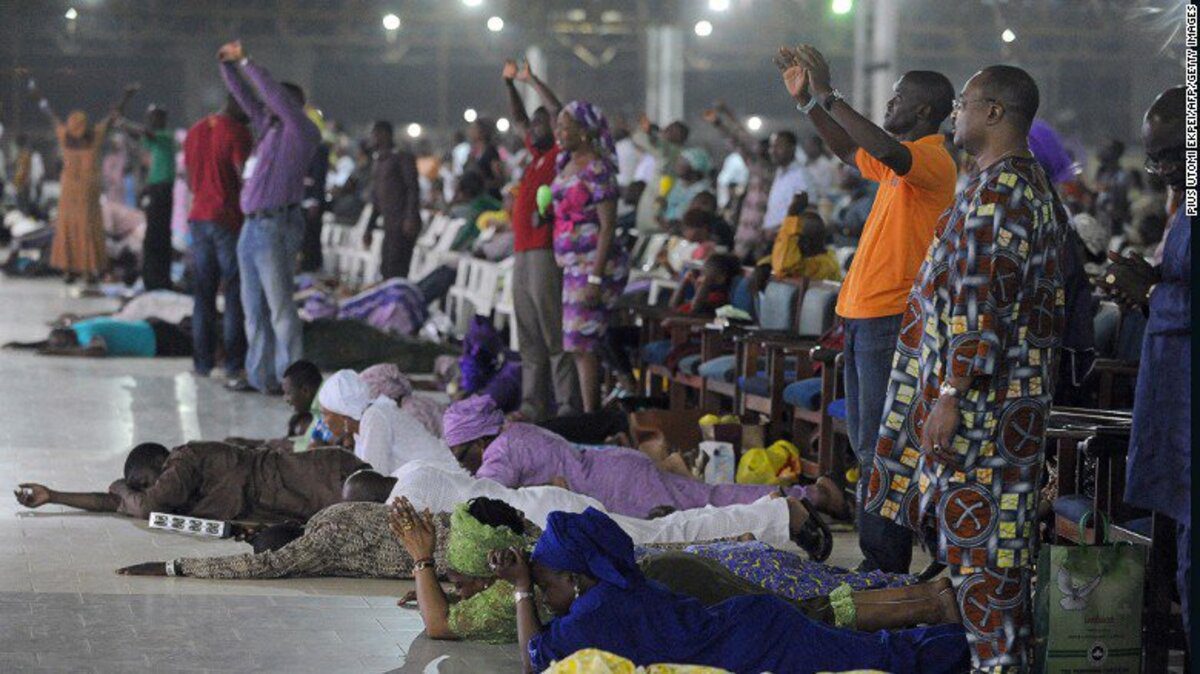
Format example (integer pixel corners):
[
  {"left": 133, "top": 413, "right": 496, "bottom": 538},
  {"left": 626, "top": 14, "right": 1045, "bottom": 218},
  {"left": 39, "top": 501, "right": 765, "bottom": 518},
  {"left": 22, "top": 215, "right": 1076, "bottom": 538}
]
[
  {"left": 774, "top": 48, "right": 811, "bottom": 103},
  {"left": 793, "top": 45, "right": 833, "bottom": 96},
  {"left": 14, "top": 483, "right": 51, "bottom": 508},
  {"left": 702, "top": 108, "right": 719, "bottom": 125},
  {"left": 217, "top": 40, "right": 245, "bottom": 63},
  {"left": 501, "top": 59, "right": 519, "bottom": 81},
  {"left": 516, "top": 59, "right": 533, "bottom": 82},
  {"left": 388, "top": 496, "right": 437, "bottom": 560}
]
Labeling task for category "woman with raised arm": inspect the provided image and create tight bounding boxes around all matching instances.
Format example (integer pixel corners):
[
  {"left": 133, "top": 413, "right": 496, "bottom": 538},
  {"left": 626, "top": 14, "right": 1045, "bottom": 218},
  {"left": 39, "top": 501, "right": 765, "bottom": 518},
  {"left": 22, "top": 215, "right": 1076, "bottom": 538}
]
[{"left": 32, "top": 81, "right": 139, "bottom": 284}]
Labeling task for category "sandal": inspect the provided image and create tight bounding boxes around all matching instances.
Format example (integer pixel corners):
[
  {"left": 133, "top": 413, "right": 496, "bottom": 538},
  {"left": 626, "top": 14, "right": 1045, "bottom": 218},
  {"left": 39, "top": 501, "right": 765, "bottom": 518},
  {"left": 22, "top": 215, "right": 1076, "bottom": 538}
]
[{"left": 790, "top": 498, "right": 834, "bottom": 562}]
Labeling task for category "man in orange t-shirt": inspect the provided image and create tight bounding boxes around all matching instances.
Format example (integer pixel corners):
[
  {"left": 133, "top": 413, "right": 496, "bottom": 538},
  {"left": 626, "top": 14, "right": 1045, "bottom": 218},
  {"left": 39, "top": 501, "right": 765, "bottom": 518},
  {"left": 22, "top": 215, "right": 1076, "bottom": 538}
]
[{"left": 777, "top": 46, "right": 956, "bottom": 574}]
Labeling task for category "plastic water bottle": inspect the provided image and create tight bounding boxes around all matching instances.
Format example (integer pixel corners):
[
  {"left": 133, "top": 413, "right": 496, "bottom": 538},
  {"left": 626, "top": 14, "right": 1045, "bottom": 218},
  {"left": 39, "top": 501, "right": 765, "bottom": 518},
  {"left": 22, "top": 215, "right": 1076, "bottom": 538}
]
[{"left": 700, "top": 441, "right": 736, "bottom": 484}]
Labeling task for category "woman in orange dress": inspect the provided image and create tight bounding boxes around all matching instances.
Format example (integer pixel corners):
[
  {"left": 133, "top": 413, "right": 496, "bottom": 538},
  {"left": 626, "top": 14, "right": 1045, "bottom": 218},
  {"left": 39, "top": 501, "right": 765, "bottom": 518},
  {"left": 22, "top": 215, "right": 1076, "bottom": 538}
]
[{"left": 34, "top": 83, "right": 138, "bottom": 283}]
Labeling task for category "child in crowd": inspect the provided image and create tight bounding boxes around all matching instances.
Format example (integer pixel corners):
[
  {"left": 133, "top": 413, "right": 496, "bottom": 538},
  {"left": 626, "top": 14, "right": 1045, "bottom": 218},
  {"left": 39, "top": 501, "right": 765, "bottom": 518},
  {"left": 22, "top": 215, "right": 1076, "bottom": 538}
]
[{"left": 752, "top": 192, "right": 841, "bottom": 292}]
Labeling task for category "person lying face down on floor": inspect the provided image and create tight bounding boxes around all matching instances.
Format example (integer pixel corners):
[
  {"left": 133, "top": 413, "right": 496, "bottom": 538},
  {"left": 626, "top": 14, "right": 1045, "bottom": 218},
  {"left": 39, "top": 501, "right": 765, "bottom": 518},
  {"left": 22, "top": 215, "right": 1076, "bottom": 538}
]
[
  {"left": 14, "top": 440, "right": 368, "bottom": 521},
  {"left": 442, "top": 395, "right": 849, "bottom": 525},
  {"left": 491, "top": 508, "right": 970, "bottom": 674},
  {"left": 317, "top": 369, "right": 459, "bottom": 475},
  {"left": 3, "top": 316, "right": 193, "bottom": 358},
  {"left": 114, "top": 456, "right": 840, "bottom": 580}
]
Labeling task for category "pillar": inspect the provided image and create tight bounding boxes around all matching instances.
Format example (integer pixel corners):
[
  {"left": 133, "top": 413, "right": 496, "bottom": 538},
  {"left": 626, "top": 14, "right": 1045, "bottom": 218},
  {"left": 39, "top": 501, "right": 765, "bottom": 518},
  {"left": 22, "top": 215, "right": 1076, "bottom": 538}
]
[
  {"left": 524, "top": 44, "right": 547, "bottom": 112},
  {"left": 869, "top": 0, "right": 899, "bottom": 125},
  {"left": 645, "top": 24, "right": 684, "bottom": 123}
]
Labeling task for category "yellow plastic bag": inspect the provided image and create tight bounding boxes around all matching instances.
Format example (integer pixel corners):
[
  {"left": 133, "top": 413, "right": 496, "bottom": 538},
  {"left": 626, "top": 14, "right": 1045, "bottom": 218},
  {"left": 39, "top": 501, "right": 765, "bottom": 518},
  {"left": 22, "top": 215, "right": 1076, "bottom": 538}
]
[{"left": 736, "top": 447, "right": 777, "bottom": 484}]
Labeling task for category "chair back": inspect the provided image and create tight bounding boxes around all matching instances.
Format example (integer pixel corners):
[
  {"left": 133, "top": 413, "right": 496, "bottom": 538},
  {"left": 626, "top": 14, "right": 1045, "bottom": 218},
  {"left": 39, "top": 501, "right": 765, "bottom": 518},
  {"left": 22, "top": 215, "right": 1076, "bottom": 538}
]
[
  {"left": 795, "top": 280, "right": 840, "bottom": 337},
  {"left": 729, "top": 273, "right": 754, "bottom": 314},
  {"left": 755, "top": 279, "right": 802, "bottom": 331}
]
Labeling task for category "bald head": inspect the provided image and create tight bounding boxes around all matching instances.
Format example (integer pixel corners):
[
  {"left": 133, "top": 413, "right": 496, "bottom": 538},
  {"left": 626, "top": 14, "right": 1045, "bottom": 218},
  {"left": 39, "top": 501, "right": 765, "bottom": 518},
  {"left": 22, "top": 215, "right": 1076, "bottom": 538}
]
[
  {"left": 341, "top": 470, "right": 397, "bottom": 503},
  {"left": 975, "top": 65, "right": 1039, "bottom": 133}
]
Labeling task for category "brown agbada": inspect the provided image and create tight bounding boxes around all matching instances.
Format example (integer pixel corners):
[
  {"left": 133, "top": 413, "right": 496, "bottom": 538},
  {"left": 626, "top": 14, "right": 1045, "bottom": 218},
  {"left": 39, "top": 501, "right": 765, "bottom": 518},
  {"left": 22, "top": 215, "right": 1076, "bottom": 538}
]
[{"left": 113, "top": 441, "right": 369, "bottom": 521}]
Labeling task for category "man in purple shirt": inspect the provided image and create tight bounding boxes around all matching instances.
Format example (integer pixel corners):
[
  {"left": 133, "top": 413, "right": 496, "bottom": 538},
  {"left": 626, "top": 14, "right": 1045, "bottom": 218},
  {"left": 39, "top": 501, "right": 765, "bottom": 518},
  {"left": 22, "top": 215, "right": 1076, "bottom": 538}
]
[{"left": 217, "top": 40, "right": 320, "bottom": 393}]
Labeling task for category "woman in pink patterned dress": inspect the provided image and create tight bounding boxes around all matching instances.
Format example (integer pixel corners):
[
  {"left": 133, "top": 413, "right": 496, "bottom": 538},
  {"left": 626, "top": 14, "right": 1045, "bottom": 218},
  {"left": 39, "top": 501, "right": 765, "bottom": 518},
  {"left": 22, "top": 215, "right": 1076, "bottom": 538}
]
[{"left": 551, "top": 101, "right": 629, "bottom": 412}]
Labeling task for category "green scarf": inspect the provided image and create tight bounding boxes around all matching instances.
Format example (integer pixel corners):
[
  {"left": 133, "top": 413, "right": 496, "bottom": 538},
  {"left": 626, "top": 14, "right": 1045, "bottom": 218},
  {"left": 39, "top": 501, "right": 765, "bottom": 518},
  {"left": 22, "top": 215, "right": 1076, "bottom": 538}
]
[{"left": 446, "top": 502, "right": 528, "bottom": 577}]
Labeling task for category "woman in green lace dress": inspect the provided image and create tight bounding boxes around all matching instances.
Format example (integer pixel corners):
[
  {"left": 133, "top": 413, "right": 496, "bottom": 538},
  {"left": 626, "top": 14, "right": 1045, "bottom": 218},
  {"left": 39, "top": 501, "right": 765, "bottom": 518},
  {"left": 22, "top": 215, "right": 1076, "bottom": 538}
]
[{"left": 390, "top": 497, "right": 963, "bottom": 644}]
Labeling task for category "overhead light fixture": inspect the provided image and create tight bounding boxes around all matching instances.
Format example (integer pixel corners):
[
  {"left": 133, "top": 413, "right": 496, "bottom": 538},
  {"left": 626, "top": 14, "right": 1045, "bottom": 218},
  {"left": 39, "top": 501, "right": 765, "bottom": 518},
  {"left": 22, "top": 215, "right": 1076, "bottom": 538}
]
[
  {"left": 496, "top": 118, "right": 511, "bottom": 132},
  {"left": 406, "top": 123, "right": 422, "bottom": 138},
  {"left": 1001, "top": 28, "right": 1016, "bottom": 43},
  {"left": 65, "top": 7, "right": 78, "bottom": 19},
  {"left": 463, "top": 108, "right": 478, "bottom": 123},
  {"left": 487, "top": 16, "right": 504, "bottom": 32},
  {"left": 709, "top": 0, "right": 731, "bottom": 11},
  {"left": 382, "top": 13, "right": 401, "bottom": 31},
  {"left": 694, "top": 20, "right": 713, "bottom": 37},
  {"left": 462, "top": 0, "right": 483, "bottom": 7},
  {"left": 566, "top": 8, "right": 586, "bottom": 22},
  {"left": 600, "top": 10, "right": 622, "bottom": 23},
  {"left": 831, "top": 0, "right": 853, "bottom": 15},
  {"left": 746, "top": 116, "right": 763, "bottom": 131}
]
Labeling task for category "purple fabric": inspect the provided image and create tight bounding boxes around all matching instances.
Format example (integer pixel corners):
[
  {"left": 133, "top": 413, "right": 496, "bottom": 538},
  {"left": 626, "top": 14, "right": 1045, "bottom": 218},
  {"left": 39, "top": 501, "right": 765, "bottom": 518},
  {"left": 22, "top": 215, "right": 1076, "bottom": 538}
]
[
  {"left": 459, "top": 316, "right": 502, "bottom": 394},
  {"left": 338, "top": 279, "right": 427, "bottom": 337},
  {"left": 1027, "top": 119, "right": 1080, "bottom": 186},
  {"left": 442, "top": 394, "right": 506, "bottom": 447},
  {"left": 359, "top": 363, "right": 413, "bottom": 400},
  {"left": 480, "top": 359, "right": 522, "bottom": 413},
  {"left": 475, "top": 423, "right": 805, "bottom": 518},
  {"left": 220, "top": 60, "right": 321, "bottom": 214}
]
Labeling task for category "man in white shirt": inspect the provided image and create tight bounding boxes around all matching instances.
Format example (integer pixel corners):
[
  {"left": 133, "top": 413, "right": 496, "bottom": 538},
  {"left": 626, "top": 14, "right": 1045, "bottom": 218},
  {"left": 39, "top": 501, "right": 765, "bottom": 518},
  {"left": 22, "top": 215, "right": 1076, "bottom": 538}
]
[
  {"left": 716, "top": 150, "right": 748, "bottom": 211},
  {"left": 761, "top": 130, "right": 811, "bottom": 235}
]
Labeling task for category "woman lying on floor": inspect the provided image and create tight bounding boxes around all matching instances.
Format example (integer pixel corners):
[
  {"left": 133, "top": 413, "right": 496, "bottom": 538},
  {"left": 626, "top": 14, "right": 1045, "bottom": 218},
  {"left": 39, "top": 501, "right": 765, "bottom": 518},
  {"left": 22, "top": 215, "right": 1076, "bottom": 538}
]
[
  {"left": 4, "top": 315, "right": 192, "bottom": 358},
  {"left": 391, "top": 499, "right": 962, "bottom": 653},
  {"left": 491, "top": 508, "right": 970, "bottom": 674}
]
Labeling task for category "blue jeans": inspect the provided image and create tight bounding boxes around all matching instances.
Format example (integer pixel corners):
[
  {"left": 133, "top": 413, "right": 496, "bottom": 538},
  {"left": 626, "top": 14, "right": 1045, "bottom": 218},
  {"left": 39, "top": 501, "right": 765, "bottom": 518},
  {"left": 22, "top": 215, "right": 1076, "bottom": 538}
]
[
  {"left": 237, "top": 207, "right": 303, "bottom": 392},
  {"left": 191, "top": 221, "right": 245, "bottom": 374},
  {"left": 843, "top": 314, "right": 913, "bottom": 573}
]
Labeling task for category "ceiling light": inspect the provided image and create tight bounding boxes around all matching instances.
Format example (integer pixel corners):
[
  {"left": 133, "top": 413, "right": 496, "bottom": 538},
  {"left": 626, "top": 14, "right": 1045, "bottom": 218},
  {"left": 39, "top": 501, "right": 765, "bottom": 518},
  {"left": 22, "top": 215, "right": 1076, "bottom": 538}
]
[
  {"left": 709, "top": 0, "right": 731, "bottom": 11},
  {"left": 382, "top": 13, "right": 401, "bottom": 31},
  {"left": 463, "top": 108, "right": 478, "bottom": 123},
  {"left": 487, "top": 16, "right": 504, "bottom": 32},
  {"left": 1001, "top": 29, "right": 1016, "bottom": 43},
  {"left": 65, "top": 7, "right": 78, "bottom": 19},
  {"left": 496, "top": 117, "right": 510, "bottom": 132},
  {"left": 831, "top": 0, "right": 853, "bottom": 15},
  {"left": 406, "top": 123, "right": 422, "bottom": 138},
  {"left": 746, "top": 116, "right": 763, "bottom": 131},
  {"left": 566, "top": 9, "right": 586, "bottom": 22},
  {"left": 462, "top": 0, "right": 482, "bottom": 7},
  {"left": 600, "top": 10, "right": 622, "bottom": 23},
  {"left": 693, "top": 20, "right": 713, "bottom": 37}
]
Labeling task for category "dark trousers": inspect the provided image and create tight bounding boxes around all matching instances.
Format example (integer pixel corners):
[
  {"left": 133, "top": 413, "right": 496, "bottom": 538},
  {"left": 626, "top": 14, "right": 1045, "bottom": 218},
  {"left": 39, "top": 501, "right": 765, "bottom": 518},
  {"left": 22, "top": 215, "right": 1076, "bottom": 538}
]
[
  {"left": 190, "top": 220, "right": 246, "bottom": 375},
  {"left": 381, "top": 223, "right": 418, "bottom": 279},
  {"left": 141, "top": 182, "right": 174, "bottom": 290},
  {"left": 538, "top": 409, "right": 630, "bottom": 446},
  {"left": 299, "top": 205, "right": 324, "bottom": 273},
  {"left": 843, "top": 314, "right": 914, "bottom": 574},
  {"left": 416, "top": 265, "right": 458, "bottom": 306}
]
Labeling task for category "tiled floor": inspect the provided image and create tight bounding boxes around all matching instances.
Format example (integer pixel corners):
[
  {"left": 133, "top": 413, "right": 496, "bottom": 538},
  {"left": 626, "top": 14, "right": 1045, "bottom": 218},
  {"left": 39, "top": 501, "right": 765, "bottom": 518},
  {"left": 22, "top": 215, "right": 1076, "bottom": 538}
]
[
  {"left": 0, "top": 278, "right": 519, "bottom": 672},
  {"left": 0, "top": 277, "right": 911, "bottom": 673}
]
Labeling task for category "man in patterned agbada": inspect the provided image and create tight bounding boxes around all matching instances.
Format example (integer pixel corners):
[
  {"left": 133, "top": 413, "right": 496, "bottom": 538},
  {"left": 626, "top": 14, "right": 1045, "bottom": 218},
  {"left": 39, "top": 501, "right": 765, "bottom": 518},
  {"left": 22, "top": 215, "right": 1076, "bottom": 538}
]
[{"left": 864, "top": 64, "right": 1066, "bottom": 673}]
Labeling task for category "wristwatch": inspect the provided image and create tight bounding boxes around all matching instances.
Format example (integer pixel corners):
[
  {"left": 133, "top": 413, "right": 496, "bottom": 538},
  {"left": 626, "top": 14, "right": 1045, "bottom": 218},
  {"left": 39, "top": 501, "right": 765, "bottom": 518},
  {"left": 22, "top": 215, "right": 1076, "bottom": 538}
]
[
  {"left": 513, "top": 590, "right": 534, "bottom": 604},
  {"left": 821, "top": 89, "right": 844, "bottom": 112},
  {"left": 796, "top": 97, "right": 819, "bottom": 115},
  {"left": 587, "top": 274, "right": 604, "bottom": 286},
  {"left": 938, "top": 381, "right": 964, "bottom": 399}
]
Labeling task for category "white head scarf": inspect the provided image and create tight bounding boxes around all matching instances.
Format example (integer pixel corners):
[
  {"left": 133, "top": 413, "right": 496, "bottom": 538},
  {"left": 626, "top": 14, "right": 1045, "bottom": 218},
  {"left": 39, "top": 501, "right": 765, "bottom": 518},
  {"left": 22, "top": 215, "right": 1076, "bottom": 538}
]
[{"left": 317, "top": 369, "right": 373, "bottom": 420}]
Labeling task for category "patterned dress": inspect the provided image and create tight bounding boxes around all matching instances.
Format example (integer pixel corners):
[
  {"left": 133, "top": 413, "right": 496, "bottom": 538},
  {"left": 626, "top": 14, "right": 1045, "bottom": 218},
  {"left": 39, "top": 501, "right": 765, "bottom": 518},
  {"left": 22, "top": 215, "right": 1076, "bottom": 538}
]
[
  {"left": 551, "top": 158, "right": 629, "bottom": 352},
  {"left": 865, "top": 156, "right": 1065, "bottom": 672}
]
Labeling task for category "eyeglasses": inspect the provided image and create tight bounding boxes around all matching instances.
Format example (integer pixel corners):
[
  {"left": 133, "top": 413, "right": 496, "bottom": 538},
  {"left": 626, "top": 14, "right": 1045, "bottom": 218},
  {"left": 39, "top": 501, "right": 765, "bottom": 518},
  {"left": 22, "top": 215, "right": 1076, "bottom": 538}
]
[
  {"left": 952, "top": 96, "right": 999, "bottom": 112},
  {"left": 1144, "top": 147, "right": 1185, "bottom": 176}
]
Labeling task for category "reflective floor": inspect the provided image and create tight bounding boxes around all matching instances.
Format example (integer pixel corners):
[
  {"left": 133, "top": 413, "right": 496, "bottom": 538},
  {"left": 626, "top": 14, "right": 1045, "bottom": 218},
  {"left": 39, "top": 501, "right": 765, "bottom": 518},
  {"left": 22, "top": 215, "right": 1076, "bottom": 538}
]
[{"left": 0, "top": 278, "right": 519, "bottom": 672}]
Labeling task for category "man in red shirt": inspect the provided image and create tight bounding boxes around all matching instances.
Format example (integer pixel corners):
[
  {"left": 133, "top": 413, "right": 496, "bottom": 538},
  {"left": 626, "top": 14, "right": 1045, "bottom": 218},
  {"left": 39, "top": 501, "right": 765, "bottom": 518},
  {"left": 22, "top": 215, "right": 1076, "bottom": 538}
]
[
  {"left": 502, "top": 59, "right": 580, "bottom": 420},
  {"left": 183, "top": 95, "right": 253, "bottom": 377}
]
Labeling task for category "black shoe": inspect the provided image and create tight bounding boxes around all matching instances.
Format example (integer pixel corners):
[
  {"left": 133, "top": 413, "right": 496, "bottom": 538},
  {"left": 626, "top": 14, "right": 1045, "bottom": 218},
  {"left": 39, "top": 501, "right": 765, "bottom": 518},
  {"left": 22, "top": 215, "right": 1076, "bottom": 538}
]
[
  {"left": 915, "top": 561, "right": 947, "bottom": 583},
  {"left": 791, "top": 498, "right": 834, "bottom": 562}
]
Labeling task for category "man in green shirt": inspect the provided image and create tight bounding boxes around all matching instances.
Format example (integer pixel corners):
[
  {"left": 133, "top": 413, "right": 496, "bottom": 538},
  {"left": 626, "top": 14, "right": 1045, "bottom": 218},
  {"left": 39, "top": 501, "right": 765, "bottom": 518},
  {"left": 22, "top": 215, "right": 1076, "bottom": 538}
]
[{"left": 120, "top": 105, "right": 176, "bottom": 290}]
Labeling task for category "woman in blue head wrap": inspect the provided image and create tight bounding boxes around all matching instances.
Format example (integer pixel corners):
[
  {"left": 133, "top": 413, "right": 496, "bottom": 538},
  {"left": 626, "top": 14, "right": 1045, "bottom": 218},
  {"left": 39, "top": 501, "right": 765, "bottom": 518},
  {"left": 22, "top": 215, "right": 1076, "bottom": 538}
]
[
  {"left": 492, "top": 508, "right": 970, "bottom": 673},
  {"left": 551, "top": 100, "right": 629, "bottom": 413}
]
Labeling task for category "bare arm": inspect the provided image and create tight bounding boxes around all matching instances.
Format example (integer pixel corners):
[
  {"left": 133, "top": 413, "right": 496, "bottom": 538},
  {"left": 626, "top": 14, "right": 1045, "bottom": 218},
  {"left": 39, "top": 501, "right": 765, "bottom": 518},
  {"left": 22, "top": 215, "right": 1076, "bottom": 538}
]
[
  {"left": 108, "top": 84, "right": 140, "bottom": 124},
  {"left": 15, "top": 482, "right": 120, "bottom": 512},
  {"left": 503, "top": 78, "right": 530, "bottom": 130},
  {"left": 29, "top": 86, "right": 62, "bottom": 128},
  {"left": 523, "top": 66, "right": 563, "bottom": 119},
  {"left": 706, "top": 104, "right": 762, "bottom": 161},
  {"left": 412, "top": 564, "right": 457, "bottom": 639}
]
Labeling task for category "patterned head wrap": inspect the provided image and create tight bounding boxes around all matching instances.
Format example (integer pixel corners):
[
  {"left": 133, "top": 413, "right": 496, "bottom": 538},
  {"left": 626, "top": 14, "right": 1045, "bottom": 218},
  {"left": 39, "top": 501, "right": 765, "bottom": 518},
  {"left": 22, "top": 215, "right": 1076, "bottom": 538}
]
[
  {"left": 531, "top": 508, "right": 643, "bottom": 589},
  {"left": 557, "top": 100, "right": 617, "bottom": 173},
  {"left": 359, "top": 363, "right": 413, "bottom": 401},
  {"left": 317, "top": 369, "right": 373, "bottom": 420},
  {"left": 446, "top": 502, "right": 528, "bottom": 577},
  {"left": 66, "top": 110, "right": 90, "bottom": 139},
  {"left": 442, "top": 394, "right": 505, "bottom": 448},
  {"left": 679, "top": 147, "right": 712, "bottom": 175}
]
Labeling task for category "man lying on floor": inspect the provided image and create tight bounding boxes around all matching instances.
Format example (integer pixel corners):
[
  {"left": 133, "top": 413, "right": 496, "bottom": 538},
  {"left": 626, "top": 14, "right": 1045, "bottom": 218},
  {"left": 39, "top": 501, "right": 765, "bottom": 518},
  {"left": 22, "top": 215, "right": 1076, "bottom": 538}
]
[
  {"left": 14, "top": 440, "right": 367, "bottom": 521},
  {"left": 4, "top": 316, "right": 193, "bottom": 358},
  {"left": 443, "top": 395, "right": 849, "bottom": 523},
  {"left": 113, "top": 460, "right": 830, "bottom": 578}
]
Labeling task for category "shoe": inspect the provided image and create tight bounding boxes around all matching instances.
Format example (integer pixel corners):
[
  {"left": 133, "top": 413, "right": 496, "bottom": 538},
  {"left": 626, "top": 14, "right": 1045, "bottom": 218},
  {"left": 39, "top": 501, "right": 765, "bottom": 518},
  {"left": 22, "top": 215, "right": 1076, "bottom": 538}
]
[
  {"left": 225, "top": 378, "right": 254, "bottom": 392},
  {"left": 790, "top": 498, "right": 834, "bottom": 562}
]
